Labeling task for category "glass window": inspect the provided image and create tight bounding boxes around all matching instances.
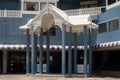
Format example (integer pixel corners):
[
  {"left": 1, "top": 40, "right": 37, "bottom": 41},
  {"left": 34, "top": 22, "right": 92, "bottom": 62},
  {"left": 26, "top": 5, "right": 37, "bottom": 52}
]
[
  {"left": 108, "top": 0, "right": 116, "bottom": 5},
  {"left": 24, "top": 2, "right": 38, "bottom": 11},
  {"left": 109, "top": 19, "right": 119, "bottom": 32},
  {"left": 98, "top": 22, "right": 107, "bottom": 33}
]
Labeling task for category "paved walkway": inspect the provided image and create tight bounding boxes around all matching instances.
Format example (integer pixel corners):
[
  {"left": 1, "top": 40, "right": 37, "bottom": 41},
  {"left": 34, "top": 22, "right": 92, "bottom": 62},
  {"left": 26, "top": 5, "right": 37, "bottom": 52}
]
[{"left": 0, "top": 75, "right": 120, "bottom": 80}]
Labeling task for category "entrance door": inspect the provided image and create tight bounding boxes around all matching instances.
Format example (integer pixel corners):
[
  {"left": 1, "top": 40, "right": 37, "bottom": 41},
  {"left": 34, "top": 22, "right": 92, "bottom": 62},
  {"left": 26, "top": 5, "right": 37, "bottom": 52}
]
[
  {"left": 7, "top": 51, "right": 26, "bottom": 73},
  {"left": 50, "top": 51, "right": 61, "bottom": 73}
]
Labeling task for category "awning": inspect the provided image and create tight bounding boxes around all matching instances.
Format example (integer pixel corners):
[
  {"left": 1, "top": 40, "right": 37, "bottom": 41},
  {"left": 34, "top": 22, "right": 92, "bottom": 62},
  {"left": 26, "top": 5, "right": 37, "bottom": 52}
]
[
  {"left": 0, "top": 44, "right": 84, "bottom": 50},
  {"left": 1, "top": 41, "right": 120, "bottom": 50},
  {"left": 94, "top": 41, "right": 120, "bottom": 48},
  {"left": 67, "top": 15, "right": 98, "bottom": 33}
]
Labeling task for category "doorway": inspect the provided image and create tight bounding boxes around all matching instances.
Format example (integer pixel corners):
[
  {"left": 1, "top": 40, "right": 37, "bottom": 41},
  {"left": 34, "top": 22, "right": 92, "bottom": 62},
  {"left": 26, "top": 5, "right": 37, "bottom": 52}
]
[{"left": 7, "top": 51, "right": 26, "bottom": 73}]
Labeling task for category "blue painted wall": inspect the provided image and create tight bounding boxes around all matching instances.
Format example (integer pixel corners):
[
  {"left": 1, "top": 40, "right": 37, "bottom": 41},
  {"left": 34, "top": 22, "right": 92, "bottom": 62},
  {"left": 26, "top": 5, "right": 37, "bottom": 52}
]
[
  {"left": 0, "top": 0, "right": 21, "bottom": 10},
  {"left": 98, "top": 5, "right": 120, "bottom": 43},
  {"left": 0, "top": 14, "right": 35, "bottom": 44}
]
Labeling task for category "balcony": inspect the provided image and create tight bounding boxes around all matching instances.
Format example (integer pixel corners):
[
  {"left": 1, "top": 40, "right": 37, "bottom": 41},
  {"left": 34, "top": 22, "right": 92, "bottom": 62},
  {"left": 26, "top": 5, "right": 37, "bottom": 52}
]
[
  {"left": 0, "top": 7, "right": 105, "bottom": 20},
  {"left": 65, "top": 7, "right": 105, "bottom": 20},
  {"left": 0, "top": 10, "right": 22, "bottom": 18}
]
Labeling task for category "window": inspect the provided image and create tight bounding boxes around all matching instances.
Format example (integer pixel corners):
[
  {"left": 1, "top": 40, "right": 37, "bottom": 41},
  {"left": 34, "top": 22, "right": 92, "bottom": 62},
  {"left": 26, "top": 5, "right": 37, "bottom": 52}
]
[
  {"left": 98, "top": 22, "right": 107, "bottom": 33},
  {"left": 40, "top": 2, "right": 55, "bottom": 10},
  {"left": 109, "top": 19, "right": 119, "bottom": 32},
  {"left": 108, "top": 0, "right": 116, "bottom": 5},
  {"left": 24, "top": 2, "right": 38, "bottom": 11}
]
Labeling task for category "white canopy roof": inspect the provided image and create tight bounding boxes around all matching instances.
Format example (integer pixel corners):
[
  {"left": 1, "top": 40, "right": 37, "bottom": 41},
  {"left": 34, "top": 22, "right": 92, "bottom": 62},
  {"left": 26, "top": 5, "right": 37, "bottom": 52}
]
[{"left": 19, "top": 4, "right": 98, "bottom": 34}]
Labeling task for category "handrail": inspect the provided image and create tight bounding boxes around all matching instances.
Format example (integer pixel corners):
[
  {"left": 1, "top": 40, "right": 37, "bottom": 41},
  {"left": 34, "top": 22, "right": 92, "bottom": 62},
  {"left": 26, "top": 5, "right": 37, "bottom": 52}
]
[
  {"left": 0, "top": 10, "right": 22, "bottom": 18},
  {"left": 65, "top": 7, "right": 105, "bottom": 20}
]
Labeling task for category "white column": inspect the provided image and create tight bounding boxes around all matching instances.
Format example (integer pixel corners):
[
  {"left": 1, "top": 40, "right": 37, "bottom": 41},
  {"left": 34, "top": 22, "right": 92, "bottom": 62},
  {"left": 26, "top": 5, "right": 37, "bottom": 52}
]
[
  {"left": 3, "top": 49, "right": 7, "bottom": 73},
  {"left": 39, "top": 2, "right": 41, "bottom": 11},
  {"left": 21, "top": 0, "right": 24, "bottom": 11},
  {"left": 106, "top": 0, "right": 108, "bottom": 6},
  {"left": 55, "top": 1, "right": 57, "bottom": 7}
]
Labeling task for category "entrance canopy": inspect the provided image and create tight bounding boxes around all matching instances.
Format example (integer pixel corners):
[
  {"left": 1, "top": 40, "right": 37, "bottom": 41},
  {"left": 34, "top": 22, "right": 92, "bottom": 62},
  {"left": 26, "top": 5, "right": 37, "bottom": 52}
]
[
  {"left": 19, "top": 4, "right": 98, "bottom": 75},
  {"left": 19, "top": 4, "right": 98, "bottom": 34}
]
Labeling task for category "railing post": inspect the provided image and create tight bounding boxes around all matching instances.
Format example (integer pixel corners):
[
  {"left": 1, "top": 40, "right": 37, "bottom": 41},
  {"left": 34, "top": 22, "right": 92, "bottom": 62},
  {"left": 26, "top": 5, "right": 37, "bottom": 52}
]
[{"left": 4, "top": 9, "right": 7, "bottom": 17}]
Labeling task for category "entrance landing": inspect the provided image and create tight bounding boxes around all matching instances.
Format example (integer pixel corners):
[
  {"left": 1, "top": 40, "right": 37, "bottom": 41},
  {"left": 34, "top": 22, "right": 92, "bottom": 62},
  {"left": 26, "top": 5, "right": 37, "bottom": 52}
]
[{"left": 29, "top": 74, "right": 91, "bottom": 78}]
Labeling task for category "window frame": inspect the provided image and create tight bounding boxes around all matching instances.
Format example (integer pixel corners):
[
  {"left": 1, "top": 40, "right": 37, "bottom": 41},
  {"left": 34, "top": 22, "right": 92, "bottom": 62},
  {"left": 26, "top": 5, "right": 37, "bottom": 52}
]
[
  {"left": 24, "top": 2, "right": 39, "bottom": 11},
  {"left": 108, "top": 18, "right": 119, "bottom": 32},
  {"left": 98, "top": 22, "right": 107, "bottom": 34}
]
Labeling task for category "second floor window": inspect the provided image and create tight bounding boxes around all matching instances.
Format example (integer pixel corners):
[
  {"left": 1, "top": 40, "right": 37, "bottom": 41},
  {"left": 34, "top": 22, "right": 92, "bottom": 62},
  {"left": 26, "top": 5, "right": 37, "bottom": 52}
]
[
  {"left": 109, "top": 19, "right": 119, "bottom": 32},
  {"left": 24, "top": 2, "right": 38, "bottom": 11},
  {"left": 108, "top": 0, "right": 116, "bottom": 5},
  {"left": 98, "top": 22, "right": 107, "bottom": 33}
]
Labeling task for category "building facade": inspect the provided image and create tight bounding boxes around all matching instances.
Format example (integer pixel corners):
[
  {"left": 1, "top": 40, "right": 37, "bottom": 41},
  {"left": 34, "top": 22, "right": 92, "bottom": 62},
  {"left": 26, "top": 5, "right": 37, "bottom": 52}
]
[{"left": 0, "top": 0, "right": 120, "bottom": 76}]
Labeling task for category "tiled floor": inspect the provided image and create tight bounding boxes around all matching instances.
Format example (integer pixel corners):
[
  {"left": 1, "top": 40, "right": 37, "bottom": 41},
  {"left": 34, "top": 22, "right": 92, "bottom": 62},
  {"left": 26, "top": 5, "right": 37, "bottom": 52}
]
[{"left": 0, "top": 75, "right": 120, "bottom": 80}]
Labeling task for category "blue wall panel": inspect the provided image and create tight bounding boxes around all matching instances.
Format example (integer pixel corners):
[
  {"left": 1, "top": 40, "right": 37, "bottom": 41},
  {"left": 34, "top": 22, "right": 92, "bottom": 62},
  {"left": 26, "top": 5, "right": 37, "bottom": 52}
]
[
  {"left": 98, "top": 5, "right": 120, "bottom": 43},
  {"left": 0, "top": 0, "right": 20, "bottom": 10},
  {"left": 0, "top": 14, "right": 36, "bottom": 44}
]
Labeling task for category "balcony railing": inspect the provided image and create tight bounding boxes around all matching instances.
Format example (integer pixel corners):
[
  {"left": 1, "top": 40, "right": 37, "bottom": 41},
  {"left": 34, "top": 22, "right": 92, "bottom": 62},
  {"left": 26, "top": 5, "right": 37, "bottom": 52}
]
[
  {"left": 65, "top": 7, "right": 105, "bottom": 20},
  {"left": 0, "top": 7, "right": 105, "bottom": 19},
  {"left": 0, "top": 10, "right": 22, "bottom": 18}
]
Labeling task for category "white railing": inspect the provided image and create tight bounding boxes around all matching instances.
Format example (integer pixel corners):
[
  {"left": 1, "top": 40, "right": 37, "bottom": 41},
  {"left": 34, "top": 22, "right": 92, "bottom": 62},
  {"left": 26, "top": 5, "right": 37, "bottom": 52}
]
[
  {"left": 65, "top": 7, "right": 105, "bottom": 20},
  {"left": 0, "top": 10, "right": 22, "bottom": 18}
]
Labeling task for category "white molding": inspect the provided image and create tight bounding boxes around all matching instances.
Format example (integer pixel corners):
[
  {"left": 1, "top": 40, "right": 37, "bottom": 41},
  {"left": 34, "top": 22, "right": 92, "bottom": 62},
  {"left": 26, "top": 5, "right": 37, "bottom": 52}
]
[
  {"left": 98, "top": 17, "right": 119, "bottom": 24},
  {"left": 107, "top": 1, "right": 120, "bottom": 10},
  {"left": 22, "top": 11, "right": 39, "bottom": 14}
]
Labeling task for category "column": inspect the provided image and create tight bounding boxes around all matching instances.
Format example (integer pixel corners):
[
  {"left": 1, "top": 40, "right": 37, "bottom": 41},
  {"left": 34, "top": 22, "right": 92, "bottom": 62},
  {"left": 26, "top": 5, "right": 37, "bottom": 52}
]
[
  {"left": 39, "top": 2, "right": 41, "bottom": 11},
  {"left": 83, "top": 26, "right": 88, "bottom": 76},
  {"left": 61, "top": 24, "right": 66, "bottom": 75},
  {"left": 21, "top": 0, "right": 24, "bottom": 11},
  {"left": 89, "top": 29, "right": 92, "bottom": 75},
  {"left": 3, "top": 49, "right": 7, "bottom": 73},
  {"left": 74, "top": 33, "right": 77, "bottom": 74},
  {"left": 46, "top": 30, "right": 50, "bottom": 73},
  {"left": 31, "top": 27, "right": 37, "bottom": 74},
  {"left": 39, "top": 28, "right": 43, "bottom": 74},
  {"left": 106, "top": 0, "right": 108, "bottom": 6},
  {"left": 68, "top": 27, "right": 72, "bottom": 74},
  {"left": 26, "top": 29, "right": 30, "bottom": 74}
]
